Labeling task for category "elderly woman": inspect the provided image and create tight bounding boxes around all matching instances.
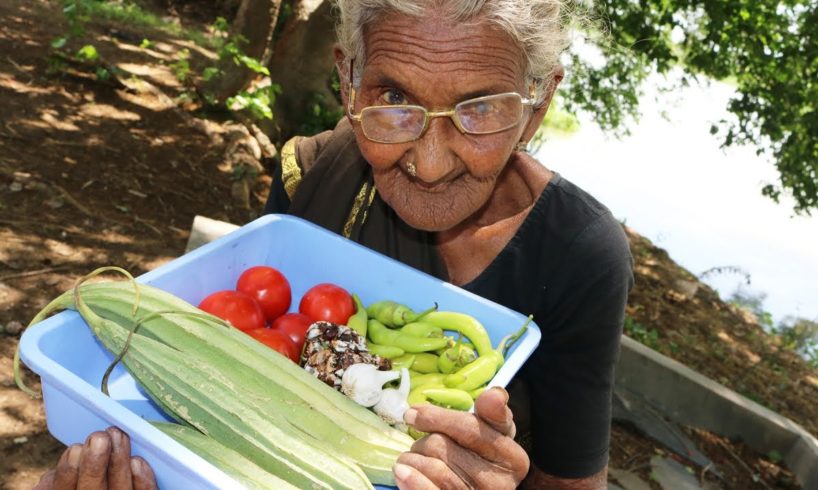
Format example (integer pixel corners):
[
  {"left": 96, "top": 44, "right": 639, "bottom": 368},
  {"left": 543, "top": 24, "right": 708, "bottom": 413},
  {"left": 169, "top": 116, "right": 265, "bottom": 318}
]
[{"left": 36, "top": 1, "right": 631, "bottom": 489}]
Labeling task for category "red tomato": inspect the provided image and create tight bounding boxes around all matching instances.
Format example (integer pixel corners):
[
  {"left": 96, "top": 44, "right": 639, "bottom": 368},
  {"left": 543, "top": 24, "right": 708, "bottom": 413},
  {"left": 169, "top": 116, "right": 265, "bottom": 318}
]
[
  {"left": 236, "top": 266, "right": 291, "bottom": 322},
  {"left": 299, "top": 283, "right": 355, "bottom": 325},
  {"left": 271, "top": 313, "right": 314, "bottom": 352},
  {"left": 246, "top": 328, "right": 299, "bottom": 362},
  {"left": 198, "top": 290, "right": 265, "bottom": 332}
]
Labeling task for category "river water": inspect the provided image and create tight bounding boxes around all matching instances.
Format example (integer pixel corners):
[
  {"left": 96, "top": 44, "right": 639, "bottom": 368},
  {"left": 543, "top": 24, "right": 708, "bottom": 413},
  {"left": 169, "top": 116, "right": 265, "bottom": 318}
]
[{"left": 538, "top": 79, "right": 818, "bottom": 324}]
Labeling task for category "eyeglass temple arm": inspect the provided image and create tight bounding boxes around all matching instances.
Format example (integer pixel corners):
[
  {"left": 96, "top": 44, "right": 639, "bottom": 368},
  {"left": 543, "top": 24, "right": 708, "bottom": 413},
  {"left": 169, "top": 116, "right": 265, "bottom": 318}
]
[{"left": 346, "top": 57, "right": 362, "bottom": 121}]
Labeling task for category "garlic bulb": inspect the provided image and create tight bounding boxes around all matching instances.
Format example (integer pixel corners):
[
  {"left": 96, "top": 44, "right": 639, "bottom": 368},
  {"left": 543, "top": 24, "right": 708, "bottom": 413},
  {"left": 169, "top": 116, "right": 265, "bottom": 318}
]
[
  {"left": 341, "top": 363, "right": 399, "bottom": 407},
  {"left": 374, "top": 368, "right": 411, "bottom": 430}
]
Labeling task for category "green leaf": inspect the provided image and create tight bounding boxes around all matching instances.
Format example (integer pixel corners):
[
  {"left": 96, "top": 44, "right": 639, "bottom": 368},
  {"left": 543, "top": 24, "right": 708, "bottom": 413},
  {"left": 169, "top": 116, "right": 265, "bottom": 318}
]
[
  {"left": 237, "top": 55, "right": 269, "bottom": 75},
  {"left": 76, "top": 44, "right": 99, "bottom": 62},
  {"left": 51, "top": 36, "right": 68, "bottom": 49},
  {"left": 212, "top": 16, "right": 229, "bottom": 33},
  {"left": 202, "top": 67, "right": 221, "bottom": 81}
]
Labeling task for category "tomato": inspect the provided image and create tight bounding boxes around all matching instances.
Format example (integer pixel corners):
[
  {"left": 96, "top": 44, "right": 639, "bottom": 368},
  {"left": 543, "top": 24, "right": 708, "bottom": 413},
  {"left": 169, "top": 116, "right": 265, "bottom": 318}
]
[
  {"left": 236, "top": 266, "right": 291, "bottom": 322},
  {"left": 271, "top": 313, "right": 314, "bottom": 352},
  {"left": 198, "top": 290, "right": 266, "bottom": 332},
  {"left": 299, "top": 283, "right": 355, "bottom": 325},
  {"left": 246, "top": 328, "right": 299, "bottom": 362}
]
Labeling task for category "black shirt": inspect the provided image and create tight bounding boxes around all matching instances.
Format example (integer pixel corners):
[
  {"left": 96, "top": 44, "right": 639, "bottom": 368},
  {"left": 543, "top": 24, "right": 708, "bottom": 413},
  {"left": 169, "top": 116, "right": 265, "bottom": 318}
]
[{"left": 263, "top": 127, "right": 633, "bottom": 479}]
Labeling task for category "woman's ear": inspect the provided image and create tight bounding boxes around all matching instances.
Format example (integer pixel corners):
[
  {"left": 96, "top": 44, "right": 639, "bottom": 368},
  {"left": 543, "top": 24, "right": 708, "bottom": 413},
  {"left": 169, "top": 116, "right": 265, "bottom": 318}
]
[
  {"left": 521, "top": 65, "right": 565, "bottom": 143},
  {"left": 334, "top": 45, "right": 350, "bottom": 110}
]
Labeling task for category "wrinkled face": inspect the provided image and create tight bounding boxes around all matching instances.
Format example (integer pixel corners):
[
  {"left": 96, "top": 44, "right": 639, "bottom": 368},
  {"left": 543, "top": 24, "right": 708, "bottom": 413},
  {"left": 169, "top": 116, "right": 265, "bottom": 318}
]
[{"left": 347, "top": 13, "right": 535, "bottom": 232}]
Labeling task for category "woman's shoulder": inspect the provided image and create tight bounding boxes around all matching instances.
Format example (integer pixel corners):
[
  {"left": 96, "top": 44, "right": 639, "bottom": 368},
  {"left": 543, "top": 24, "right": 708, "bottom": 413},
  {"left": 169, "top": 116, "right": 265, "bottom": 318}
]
[
  {"left": 264, "top": 119, "right": 357, "bottom": 215},
  {"left": 523, "top": 172, "right": 632, "bottom": 270},
  {"left": 280, "top": 119, "right": 354, "bottom": 200}
]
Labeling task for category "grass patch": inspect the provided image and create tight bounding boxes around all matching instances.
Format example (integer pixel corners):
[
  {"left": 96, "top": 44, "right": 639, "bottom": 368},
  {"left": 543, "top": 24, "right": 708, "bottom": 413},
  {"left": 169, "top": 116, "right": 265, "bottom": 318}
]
[
  {"left": 72, "top": 0, "right": 214, "bottom": 47},
  {"left": 623, "top": 316, "right": 661, "bottom": 351}
]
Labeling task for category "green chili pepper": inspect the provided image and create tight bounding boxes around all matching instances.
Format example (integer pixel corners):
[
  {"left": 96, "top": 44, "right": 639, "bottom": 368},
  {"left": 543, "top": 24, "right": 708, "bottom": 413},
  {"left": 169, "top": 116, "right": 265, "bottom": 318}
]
[
  {"left": 494, "top": 315, "right": 532, "bottom": 366},
  {"left": 366, "top": 301, "right": 437, "bottom": 328},
  {"left": 407, "top": 384, "right": 473, "bottom": 410},
  {"left": 423, "top": 388, "right": 474, "bottom": 410},
  {"left": 407, "top": 382, "right": 445, "bottom": 406},
  {"left": 437, "top": 334, "right": 477, "bottom": 374},
  {"left": 411, "top": 353, "right": 440, "bottom": 374},
  {"left": 390, "top": 353, "right": 416, "bottom": 371},
  {"left": 468, "top": 386, "right": 486, "bottom": 400},
  {"left": 438, "top": 314, "right": 533, "bottom": 390},
  {"left": 408, "top": 427, "right": 427, "bottom": 440},
  {"left": 420, "top": 311, "right": 495, "bottom": 358},
  {"left": 400, "top": 322, "right": 444, "bottom": 338},
  {"left": 367, "top": 319, "right": 449, "bottom": 353},
  {"left": 366, "top": 342, "right": 404, "bottom": 359},
  {"left": 443, "top": 355, "right": 497, "bottom": 391},
  {"left": 409, "top": 372, "right": 447, "bottom": 388},
  {"left": 346, "top": 293, "right": 368, "bottom": 336}
]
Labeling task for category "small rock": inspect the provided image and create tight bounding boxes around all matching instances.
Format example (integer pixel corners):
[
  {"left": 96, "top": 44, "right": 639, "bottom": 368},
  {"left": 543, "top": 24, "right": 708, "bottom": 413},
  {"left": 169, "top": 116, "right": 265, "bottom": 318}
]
[
  {"left": 13, "top": 436, "right": 29, "bottom": 445},
  {"left": 4, "top": 320, "right": 24, "bottom": 335},
  {"left": 46, "top": 197, "right": 65, "bottom": 209},
  {"left": 651, "top": 456, "right": 703, "bottom": 490},
  {"left": 674, "top": 279, "right": 700, "bottom": 300},
  {"left": 13, "top": 171, "right": 32, "bottom": 182},
  {"left": 27, "top": 181, "right": 49, "bottom": 192},
  {"left": 608, "top": 467, "right": 652, "bottom": 490},
  {"left": 9, "top": 182, "right": 23, "bottom": 192}
]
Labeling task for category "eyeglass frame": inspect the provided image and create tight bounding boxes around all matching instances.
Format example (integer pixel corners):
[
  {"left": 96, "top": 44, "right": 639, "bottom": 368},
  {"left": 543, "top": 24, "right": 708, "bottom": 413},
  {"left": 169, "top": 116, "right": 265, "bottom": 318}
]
[{"left": 344, "top": 58, "right": 539, "bottom": 144}]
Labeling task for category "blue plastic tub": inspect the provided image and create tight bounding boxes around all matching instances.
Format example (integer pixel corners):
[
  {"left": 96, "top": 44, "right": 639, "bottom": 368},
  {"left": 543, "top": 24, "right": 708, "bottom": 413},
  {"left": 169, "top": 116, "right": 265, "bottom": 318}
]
[{"left": 19, "top": 214, "right": 541, "bottom": 489}]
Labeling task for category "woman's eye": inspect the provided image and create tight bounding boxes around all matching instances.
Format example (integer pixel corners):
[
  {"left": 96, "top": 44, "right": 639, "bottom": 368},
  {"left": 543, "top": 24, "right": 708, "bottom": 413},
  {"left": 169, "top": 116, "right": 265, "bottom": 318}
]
[
  {"left": 379, "top": 89, "right": 407, "bottom": 105},
  {"left": 472, "top": 101, "right": 493, "bottom": 116}
]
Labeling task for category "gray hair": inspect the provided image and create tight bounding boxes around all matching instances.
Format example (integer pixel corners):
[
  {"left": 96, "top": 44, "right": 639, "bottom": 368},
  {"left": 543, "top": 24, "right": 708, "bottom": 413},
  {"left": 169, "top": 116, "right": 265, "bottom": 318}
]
[{"left": 334, "top": 0, "right": 571, "bottom": 104}]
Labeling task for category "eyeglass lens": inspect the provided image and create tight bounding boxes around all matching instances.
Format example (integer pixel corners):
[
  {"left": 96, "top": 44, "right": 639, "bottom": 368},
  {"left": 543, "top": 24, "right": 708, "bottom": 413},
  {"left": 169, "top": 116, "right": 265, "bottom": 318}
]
[{"left": 360, "top": 94, "right": 524, "bottom": 143}]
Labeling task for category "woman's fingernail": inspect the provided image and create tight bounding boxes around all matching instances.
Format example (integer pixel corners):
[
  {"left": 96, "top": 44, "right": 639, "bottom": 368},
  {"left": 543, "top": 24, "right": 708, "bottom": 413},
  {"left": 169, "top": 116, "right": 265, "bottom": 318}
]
[
  {"left": 394, "top": 463, "right": 411, "bottom": 481},
  {"left": 67, "top": 446, "right": 82, "bottom": 468},
  {"left": 90, "top": 434, "right": 107, "bottom": 453},
  {"left": 130, "top": 458, "right": 144, "bottom": 476},
  {"left": 491, "top": 386, "right": 509, "bottom": 403},
  {"left": 108, "top": 428, "right": 121, "bottom": 448},
  {"left": 403, "top": 408, "right": 417, "bottom": 425}
]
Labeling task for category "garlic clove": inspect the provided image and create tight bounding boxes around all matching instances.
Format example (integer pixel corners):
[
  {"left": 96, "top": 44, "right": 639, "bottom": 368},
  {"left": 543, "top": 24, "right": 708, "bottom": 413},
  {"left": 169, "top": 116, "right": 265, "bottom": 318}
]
[
  {"left": 341, "top": 363, "right": 400, "bottom": 407},
  {"left": 373, "top": 368, "right": 411, "bottom": 426}
]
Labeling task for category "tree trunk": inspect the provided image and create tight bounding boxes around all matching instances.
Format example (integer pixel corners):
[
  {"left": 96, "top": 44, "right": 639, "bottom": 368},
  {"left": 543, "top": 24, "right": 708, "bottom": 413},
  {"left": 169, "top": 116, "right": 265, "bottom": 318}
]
[
  {"left": 203, "top": 0, "right": 281, "bottom": 102},
  {"left": 266, "top": 0, "right": 338, "bottom": 140}
]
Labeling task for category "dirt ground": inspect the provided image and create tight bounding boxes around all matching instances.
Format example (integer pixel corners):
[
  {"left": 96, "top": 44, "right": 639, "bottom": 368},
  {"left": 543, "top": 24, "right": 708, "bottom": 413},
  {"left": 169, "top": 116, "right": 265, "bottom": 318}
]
[{"left": 1, "top": 1, "right": 816, "bottom": 489}]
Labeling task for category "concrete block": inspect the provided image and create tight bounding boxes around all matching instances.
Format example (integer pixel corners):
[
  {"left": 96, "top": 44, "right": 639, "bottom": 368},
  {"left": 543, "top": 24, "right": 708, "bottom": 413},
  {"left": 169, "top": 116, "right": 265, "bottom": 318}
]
[
  {"left": 616, "top": 336, "right": 818, "bottom": 489},
  {"left": 185, "top": 215, "right": 240, "bottom": 254}
]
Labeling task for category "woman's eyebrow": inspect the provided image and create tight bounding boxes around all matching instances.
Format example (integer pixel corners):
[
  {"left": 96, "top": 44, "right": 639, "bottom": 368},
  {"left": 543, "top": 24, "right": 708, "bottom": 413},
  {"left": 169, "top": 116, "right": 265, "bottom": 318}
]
[
  {"left": 374, "top": 74, "right": 407, "bottom": 90},
  {"left": 370, "top": 72, "right": 513, "bottom": 102},
  {"left": 460, "top": 89, "right": 494, "bottom": 100}
]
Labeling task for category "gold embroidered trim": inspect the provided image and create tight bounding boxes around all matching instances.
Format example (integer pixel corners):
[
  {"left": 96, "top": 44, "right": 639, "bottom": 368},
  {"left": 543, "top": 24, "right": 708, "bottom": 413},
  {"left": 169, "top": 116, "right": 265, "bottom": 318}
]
[
  {"left": 358, "top": 185, "right": 377, "bottom": 232},
  {"left": 280, "top": 136, "right": 303, "bottom": 200},
  {"left": 343, "top": 182, "right": 369, "bottom": 238}
]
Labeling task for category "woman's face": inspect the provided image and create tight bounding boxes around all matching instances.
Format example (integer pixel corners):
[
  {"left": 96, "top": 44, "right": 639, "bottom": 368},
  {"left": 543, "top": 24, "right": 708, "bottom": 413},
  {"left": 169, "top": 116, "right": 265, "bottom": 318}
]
[{"left": 344, "top": 13, "right": 542, "bottom": 232}]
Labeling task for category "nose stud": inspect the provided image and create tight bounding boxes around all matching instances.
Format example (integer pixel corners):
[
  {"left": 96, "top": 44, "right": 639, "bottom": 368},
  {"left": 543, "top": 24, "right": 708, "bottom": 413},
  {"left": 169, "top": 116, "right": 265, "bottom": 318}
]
[{"left": 406, "top": 161, "right": 417, "bottom": 177}]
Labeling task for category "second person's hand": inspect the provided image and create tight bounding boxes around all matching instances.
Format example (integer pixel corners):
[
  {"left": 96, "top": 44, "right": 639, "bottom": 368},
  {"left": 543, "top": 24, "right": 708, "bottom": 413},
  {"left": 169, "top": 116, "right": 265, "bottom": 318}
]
[{"left": 34, "top": 427, "right": 157, "bottom": 490}]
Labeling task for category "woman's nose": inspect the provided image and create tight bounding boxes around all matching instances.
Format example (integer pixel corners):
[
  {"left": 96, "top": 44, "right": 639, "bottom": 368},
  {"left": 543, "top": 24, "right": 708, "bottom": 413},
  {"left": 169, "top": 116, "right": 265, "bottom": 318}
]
[{"left": 412, "top": 116, "right": 458, "bottom": 184}]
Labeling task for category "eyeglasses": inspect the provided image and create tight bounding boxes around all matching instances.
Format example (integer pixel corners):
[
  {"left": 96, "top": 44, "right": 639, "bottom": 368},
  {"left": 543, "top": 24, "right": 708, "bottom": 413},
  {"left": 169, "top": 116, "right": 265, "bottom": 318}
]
[{"left": 346, "top": 59, "right": 536, "bottom": 144}]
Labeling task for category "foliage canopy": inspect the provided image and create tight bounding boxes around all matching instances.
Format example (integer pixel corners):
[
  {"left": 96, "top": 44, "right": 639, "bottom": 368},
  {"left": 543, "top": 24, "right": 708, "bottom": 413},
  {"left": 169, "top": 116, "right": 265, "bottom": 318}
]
[{"left": 567, "top": 0, "right": 817, "bottom": 214}]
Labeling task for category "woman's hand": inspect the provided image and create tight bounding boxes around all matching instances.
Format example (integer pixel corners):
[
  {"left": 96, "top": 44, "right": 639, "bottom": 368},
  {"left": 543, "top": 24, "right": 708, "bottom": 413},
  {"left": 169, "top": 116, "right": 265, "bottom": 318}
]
[
  {"left": 34, "top": 427, "right": 157, "bottom": 490},
  {"left": 395, "top": 387, "right": 530, "bottom": 489}
]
